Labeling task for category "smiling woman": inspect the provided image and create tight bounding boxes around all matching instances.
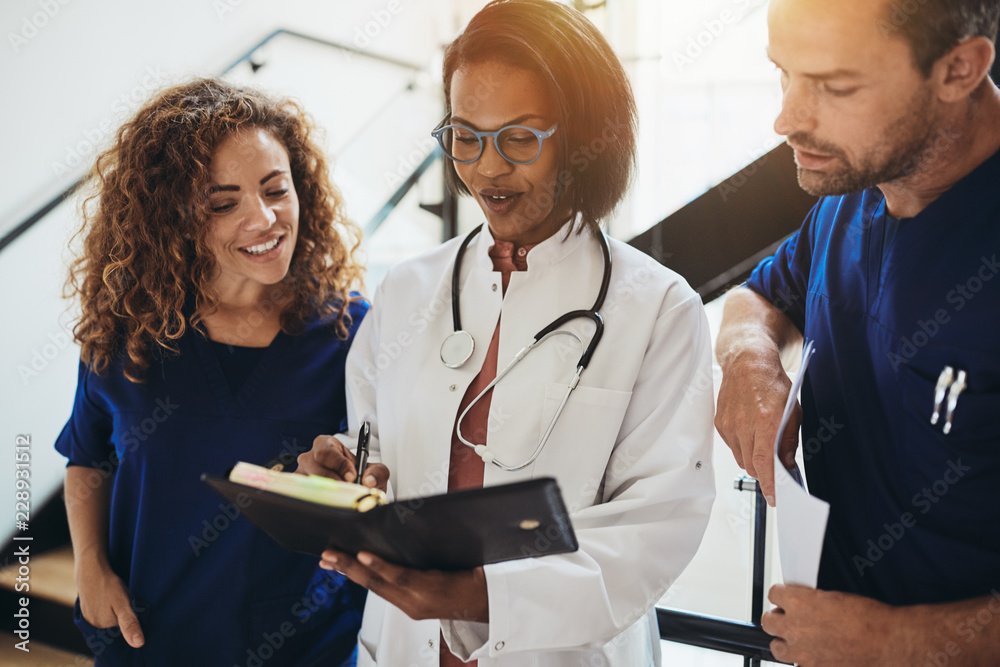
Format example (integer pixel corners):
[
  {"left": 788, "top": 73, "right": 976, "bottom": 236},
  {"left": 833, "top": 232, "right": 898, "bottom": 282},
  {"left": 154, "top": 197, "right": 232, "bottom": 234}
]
[
  {"left": 57, "top": 78, "right": 368, "bottom": 666},
  {"left": 203, "top": 127, "right": 303, "bottom": 346}
]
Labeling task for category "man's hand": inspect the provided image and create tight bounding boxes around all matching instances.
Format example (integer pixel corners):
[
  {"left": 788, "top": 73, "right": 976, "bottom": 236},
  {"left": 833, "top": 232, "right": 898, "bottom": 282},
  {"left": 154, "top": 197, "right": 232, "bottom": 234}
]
[
  {"left": 297, "top": 435, "right": 389, "bottom": 492},
  {"left": 762, "top": 585, "right": 904, "bottom": 667},
  {"left": 320, "top": 549, "right": 489, "bottom": 623},
  {"left": 76, "top": 562, "right": 145, "bottom": 648},
  {"left": 715, "top": 349, "right": 801, "bottom": 506},
  {"left": 715, "top": 288, "right": 804, "bottom": 506}
]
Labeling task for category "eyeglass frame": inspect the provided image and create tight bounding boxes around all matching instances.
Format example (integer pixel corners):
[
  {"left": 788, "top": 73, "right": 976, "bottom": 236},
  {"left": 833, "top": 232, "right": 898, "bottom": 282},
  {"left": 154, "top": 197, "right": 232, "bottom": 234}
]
[{"left": 431, "top": 117, "right": 559, "bottom": 165}]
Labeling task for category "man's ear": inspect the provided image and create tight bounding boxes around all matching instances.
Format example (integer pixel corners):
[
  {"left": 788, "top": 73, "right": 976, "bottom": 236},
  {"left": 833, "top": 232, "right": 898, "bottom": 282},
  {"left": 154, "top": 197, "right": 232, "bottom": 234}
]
[{"left": 931, "top": 35, "right": 996, "bottom": 103}]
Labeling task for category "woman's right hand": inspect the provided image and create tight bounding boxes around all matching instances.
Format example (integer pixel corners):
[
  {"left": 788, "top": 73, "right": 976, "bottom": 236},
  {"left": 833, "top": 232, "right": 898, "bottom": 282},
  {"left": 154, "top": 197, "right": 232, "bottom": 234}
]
[
  {"left": 77, "top": 562, "right": 145, "bottom": 648},
  {"left": 297, "top": 435, "right": 390, "bottom": 493}
]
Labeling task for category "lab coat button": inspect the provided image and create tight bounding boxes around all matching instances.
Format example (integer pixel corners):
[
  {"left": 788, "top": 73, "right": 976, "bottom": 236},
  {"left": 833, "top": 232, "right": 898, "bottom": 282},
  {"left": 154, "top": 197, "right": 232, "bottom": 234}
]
[
  {"left": 695, "top": 460, "right": 703, "bottom": 469},
  {"left": 494, "top": 641, "right": 505, "bottom": 651},
  {"left": 449, "top": 384, "right": 457, "bottom": 392},
  {"left": 428, "top": 639, "right": 435, "bottom": 648},
  {"left": 492, "top": 283, "right": 498, "bottom": 291}
]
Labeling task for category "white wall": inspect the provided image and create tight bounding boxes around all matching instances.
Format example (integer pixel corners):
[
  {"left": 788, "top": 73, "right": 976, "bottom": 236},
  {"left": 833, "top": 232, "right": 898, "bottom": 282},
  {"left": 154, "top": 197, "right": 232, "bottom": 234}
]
[{"left": 0, "top": 0, "right": 478, "bottom": 233}]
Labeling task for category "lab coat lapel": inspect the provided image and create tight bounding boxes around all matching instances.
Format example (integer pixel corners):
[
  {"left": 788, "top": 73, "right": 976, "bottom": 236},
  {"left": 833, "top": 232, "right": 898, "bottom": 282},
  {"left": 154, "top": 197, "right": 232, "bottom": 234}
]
[
  {"left": 483, "top": 223, "right": 604, "bottom": 486},
  {"left": 390, "top": 230, "right": 504, "bottom": 500}
]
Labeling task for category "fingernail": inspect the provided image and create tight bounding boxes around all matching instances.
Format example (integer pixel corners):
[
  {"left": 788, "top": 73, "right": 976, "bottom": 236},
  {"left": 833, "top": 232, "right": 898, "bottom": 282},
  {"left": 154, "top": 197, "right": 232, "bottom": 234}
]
[
  {"left": 364, "top": 474, "right": 376, "bottom": 487},
  {"left": 765, "top": 495, "right": 775, "bottom": 507},
  {"left": 358, "top": 552, "right": 373, "bottom": 566}
]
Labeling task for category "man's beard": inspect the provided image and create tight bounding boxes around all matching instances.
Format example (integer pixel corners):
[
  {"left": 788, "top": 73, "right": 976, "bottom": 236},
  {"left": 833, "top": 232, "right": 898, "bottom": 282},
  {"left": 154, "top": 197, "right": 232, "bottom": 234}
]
[{"left": 789, "top": 88, "right": 939, "bottom": 197}]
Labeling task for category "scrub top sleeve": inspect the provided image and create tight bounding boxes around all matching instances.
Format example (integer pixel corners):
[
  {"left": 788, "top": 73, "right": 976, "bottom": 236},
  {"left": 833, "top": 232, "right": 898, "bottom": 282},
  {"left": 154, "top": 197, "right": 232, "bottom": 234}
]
[
  {"left": 744, "top": 202, "right": 820, "bottom": 333},
  {"left": 442, "top": 291, "right": 717, "bottom": 660},
  {"left": 55, "top": 359, "right": 116, "bottom": 469}
]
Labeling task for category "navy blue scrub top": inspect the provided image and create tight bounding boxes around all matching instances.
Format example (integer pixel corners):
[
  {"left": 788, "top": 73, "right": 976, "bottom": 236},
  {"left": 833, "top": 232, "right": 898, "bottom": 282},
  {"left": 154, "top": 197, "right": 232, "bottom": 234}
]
[
  {"left": 56, "top": 299, "right": 369, "bottom": 666},
  {"left": 746, "top": 147, "right": 1000, "bottom": 607}
]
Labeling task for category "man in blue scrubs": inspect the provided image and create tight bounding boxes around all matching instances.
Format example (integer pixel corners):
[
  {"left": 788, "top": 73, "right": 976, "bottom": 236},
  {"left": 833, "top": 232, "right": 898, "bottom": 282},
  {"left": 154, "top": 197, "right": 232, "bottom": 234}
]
[{"left": 715, "top": 0, "right": 1000, "bottom": 664}]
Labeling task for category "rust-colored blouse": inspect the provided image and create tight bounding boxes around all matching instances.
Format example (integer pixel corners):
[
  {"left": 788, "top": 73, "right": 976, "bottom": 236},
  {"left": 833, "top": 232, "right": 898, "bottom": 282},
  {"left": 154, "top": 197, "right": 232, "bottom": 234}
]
[{"left": 440, "top": 239, "right": 533, "bottom": 666}]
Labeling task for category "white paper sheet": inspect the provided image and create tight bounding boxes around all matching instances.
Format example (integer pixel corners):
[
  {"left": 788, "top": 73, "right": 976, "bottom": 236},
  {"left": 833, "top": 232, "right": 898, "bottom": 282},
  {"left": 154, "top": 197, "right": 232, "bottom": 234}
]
[{"left": 774, "top": 340, "right": 830, "bottom": 588}]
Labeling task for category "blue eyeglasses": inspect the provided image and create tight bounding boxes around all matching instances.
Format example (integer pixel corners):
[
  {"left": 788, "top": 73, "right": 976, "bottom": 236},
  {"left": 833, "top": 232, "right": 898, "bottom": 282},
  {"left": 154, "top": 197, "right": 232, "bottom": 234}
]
[{"left": 431, "top": 118, "right": 558, "bottom": 165}]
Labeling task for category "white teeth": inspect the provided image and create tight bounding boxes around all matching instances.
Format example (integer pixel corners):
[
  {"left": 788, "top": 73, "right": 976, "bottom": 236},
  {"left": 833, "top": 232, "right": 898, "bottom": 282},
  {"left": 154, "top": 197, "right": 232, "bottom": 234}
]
[
  {"left": 489, "top": 195, "right": 509, "bottom": 200},
  {"left": 242, "top": 237, "right": 280, "bottom": 255}
]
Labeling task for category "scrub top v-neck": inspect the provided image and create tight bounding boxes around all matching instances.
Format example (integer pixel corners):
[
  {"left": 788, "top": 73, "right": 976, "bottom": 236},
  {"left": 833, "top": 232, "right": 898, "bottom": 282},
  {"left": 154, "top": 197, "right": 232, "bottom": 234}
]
[{"left": 209, "top": 338, "right": 268, "bottom": 399}]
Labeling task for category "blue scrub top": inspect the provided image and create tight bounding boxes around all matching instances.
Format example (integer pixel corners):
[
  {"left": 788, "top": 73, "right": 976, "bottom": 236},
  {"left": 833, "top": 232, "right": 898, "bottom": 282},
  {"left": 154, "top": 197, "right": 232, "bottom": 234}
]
[
  {"left": 56, "top": 299, "right": 369, "bottom": 666},
  {"left": 746, "top": 148, "right": 1000, "bottom": 606}
]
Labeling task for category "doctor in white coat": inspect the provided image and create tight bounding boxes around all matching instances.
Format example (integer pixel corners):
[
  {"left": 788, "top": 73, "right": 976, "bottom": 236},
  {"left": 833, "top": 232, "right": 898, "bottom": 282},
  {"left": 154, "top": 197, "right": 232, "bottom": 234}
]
[{"left": 297, "top": 1, "right": 716, "bottom": 665}]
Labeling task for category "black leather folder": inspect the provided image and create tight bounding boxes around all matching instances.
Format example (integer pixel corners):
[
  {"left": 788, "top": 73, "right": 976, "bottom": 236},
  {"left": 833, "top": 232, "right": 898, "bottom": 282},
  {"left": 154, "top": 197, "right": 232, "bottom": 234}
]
[{"left": 201, "top": 474, "right": 578, "bottom": 571}]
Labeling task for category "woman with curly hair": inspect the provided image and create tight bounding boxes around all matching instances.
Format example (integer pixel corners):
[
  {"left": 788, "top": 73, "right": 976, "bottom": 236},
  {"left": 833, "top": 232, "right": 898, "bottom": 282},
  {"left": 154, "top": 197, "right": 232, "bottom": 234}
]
[{"left": 57, "top": 78, "right": 368, "bottom": 666}]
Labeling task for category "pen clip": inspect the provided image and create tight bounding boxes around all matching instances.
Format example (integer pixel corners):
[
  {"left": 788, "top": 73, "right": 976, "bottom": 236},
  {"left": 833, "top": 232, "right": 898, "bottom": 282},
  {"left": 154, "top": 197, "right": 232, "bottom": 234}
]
[
  {"left": 930, "top": 365, "right": 955, "bottom": 425},
  {"left": 942, "top": 370, "right": 967, "bottom": 435},
  {"left": 354, "top": 421, "right": 371, "bottom": 482}
]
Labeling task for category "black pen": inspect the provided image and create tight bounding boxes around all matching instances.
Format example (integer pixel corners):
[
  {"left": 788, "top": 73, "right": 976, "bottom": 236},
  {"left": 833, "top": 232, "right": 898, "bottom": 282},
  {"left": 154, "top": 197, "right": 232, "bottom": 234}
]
[{"left": 354, "top": 421, "right": 371, "bottom": 484}]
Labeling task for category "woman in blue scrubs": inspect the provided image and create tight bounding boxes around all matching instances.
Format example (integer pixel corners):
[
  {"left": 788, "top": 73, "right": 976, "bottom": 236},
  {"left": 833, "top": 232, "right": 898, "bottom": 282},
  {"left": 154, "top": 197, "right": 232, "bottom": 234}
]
[{"left": 57, "top": 78, "right": 367, "bottom": 666}]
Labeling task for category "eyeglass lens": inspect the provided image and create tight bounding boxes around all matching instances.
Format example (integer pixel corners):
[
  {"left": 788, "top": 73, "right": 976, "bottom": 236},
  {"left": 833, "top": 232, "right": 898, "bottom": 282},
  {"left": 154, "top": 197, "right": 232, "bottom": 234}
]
[{"left": 443, "top": 126, "right": 543, "bottom": 163}]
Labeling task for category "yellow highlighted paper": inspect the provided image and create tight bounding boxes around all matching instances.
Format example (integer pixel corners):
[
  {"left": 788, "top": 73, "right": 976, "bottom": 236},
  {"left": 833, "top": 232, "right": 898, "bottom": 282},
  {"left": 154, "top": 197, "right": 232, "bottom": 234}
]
[{"left": 229, "top": 461, "right": 387, "bottom": 512}]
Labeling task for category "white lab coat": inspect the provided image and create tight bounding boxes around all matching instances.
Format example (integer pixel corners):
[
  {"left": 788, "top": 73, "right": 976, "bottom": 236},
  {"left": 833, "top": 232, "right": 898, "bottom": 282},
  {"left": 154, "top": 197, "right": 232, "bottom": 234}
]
[{"left": 343, "top": 220, "right": 716, "bottom": 666}]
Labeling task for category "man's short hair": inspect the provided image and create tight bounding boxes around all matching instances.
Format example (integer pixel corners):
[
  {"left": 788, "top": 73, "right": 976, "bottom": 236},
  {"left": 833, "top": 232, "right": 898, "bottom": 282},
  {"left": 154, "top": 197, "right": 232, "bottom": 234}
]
[{"left": 887, "top": 0, "right": 1000, "bottom": 76}]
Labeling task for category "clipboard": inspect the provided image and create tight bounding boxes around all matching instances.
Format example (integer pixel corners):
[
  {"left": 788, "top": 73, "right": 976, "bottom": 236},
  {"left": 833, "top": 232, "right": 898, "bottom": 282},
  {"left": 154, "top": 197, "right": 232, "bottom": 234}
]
[{"left": 201, "top": 474, "right": 578, "bottom": 571}]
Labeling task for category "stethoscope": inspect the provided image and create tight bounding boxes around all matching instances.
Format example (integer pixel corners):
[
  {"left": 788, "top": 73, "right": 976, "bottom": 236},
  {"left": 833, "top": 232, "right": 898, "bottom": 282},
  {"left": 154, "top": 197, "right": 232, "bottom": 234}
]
[{"left": 439, "top": 224, "right": 612, "bottom": 471}]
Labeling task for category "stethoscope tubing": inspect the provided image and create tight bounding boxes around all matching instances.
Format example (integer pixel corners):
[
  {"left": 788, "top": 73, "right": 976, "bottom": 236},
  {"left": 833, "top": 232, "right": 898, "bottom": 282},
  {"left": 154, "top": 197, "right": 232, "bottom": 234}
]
[{"left": 447, "top": 223, "right": 613, "bottom": 470}]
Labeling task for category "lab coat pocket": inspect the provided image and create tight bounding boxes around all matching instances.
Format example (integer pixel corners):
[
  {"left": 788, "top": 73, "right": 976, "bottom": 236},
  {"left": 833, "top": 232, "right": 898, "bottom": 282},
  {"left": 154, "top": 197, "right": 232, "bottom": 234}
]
[
  {"left": 535, "top": 383, "right": 632, "bottom": 510},
  {"left": 73, "top": 596, "right": 148, "bottom": 666}
]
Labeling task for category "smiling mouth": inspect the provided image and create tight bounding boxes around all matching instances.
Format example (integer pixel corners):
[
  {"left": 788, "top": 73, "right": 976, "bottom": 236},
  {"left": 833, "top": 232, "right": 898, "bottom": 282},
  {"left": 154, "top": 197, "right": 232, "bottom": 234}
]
[
  {"left": 480, "top": 190, "right": 523, "bottom": 215},
  {"left": 240, "top": 235, "right": 283, "bottom": 256}
]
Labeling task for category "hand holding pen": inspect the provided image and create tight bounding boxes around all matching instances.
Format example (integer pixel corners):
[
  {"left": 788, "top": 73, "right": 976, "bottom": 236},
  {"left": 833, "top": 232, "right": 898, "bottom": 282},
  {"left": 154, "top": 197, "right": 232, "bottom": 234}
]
[
  {"left": 296, "top": 420, "right": 389, "bottom": 492},
  {"left": 354, "top": 421, "right": 371, "bottom": 483}
]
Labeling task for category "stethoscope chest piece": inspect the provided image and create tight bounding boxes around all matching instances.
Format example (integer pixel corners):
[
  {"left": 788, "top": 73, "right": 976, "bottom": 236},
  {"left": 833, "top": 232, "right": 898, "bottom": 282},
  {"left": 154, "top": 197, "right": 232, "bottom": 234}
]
[{"left": 440, "top": 330, "right": 475, "bottom": 369}]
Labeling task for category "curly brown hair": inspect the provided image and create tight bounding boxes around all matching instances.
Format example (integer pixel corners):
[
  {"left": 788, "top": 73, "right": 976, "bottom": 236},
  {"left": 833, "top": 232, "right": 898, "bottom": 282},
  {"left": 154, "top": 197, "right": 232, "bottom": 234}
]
[{"left": 67, "top": 78, "right": 364, "bottom": 383}]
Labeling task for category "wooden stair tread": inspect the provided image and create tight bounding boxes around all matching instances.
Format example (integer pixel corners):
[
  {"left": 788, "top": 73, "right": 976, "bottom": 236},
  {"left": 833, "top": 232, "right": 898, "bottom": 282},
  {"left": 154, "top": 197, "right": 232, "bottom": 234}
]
[
  {"left": 0, "top": 631, "right": 91, "bottom": 665},
  {"left": 0, "top": 545, "right": 77, "bottom": 607}
]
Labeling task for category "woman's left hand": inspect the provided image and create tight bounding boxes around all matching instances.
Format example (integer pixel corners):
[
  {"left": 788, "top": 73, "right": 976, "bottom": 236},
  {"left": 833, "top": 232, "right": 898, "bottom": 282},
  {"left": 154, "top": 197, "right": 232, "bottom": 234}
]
[{"left": 320, "top": 549, "right": 489, "bottom": 623}]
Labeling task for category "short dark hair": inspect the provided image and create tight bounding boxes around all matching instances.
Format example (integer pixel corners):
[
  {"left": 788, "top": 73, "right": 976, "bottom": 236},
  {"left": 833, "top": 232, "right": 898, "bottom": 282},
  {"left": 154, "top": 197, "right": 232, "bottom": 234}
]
[
  {"left": 884, "top": 0, "right": 1000, "bottom": 76},
  {"left": 441, "top": 0, "right": 637, "bottom": 234}
]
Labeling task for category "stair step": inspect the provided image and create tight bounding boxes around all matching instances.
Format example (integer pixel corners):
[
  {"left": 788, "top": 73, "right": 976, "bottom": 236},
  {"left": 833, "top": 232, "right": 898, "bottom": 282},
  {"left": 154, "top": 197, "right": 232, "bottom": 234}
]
[
  {"left": 0, "top": 545, "right": 77, "bottom": 608},
  {"left": 0, "top": 631, "right": 91, "bottom": 665}
]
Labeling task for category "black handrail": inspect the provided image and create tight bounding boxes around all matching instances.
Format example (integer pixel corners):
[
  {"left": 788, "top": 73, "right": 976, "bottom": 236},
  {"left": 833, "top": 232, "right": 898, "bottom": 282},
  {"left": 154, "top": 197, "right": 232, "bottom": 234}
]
[
  {"left": 0, "top": 28, "right": 428, "bottom": 254},
  {"left": 0, "top": 186, "right": 77, "bottom": 253},
  {"left": 658, "top": 480, "right": 790, "bottom": 665},
  {"left": 366, "top": 150, "right": 441, "bottom": 237},
  {"left": 222, "top": 27, "right": 423, "bottom": 76},
  {"left": 657, "top": 609, "right": 777, "bottom": 662}
]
